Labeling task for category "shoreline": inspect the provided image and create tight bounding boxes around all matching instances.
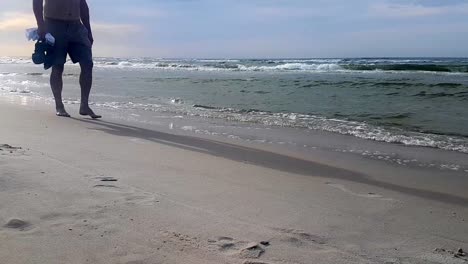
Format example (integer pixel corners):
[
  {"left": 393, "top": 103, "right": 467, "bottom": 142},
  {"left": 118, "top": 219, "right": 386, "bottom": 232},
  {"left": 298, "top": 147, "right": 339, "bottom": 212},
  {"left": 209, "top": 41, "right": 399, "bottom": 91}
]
[
  {"left": 3, "top": 93, "right": 468, "bottom": 176},
  {"left": 2, "top": 58, "right": 468, "bottom": 156},
  {"left": 1, "top": 98, "right": 468, "bottom": 263}
]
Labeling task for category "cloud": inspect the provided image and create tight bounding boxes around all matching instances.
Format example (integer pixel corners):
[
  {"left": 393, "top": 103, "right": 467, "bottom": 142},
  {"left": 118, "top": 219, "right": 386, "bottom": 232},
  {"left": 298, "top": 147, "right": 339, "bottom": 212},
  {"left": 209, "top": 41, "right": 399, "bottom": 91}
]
[
  {"left": 370, "top": 2, "right": 468, "bottom": 18},
  {"left": 116, "top": 7, "right": 168, "bottom": 19},
  {"left": 0, "top": 12, "right": 35, "bottom": 31},
  {"left": 254, "top": 6, "right": 323, "bottom": 18},
  {"left": 0, "top": 11, "right": 141, "bottom": 36},
  {"left": 91, "top": 22, "right": 143, "bottom": 53},
  {"left": 0, "top": 11, "right": 143, "bottom": 56},
  {"left": 93, "top": 23, "right": 142, "bottom": 36},
  {"left": 0, "top": 43, "right": 32, "bottom": 56}
]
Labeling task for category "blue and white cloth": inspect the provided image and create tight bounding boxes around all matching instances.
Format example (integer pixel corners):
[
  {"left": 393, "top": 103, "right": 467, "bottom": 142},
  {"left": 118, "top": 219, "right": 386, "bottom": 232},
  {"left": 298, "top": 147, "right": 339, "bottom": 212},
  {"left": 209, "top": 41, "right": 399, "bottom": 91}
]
[{"left": 25, "top": 28, "right": 56, "bottom": 46}]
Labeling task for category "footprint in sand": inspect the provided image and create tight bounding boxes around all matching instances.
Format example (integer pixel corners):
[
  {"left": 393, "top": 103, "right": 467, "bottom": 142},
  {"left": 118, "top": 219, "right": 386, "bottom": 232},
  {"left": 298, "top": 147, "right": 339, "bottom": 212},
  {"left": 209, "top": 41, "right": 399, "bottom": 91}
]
[
  {"left": 92, "top": 177, "right": 160, "bottom": 206},
  {"left": 94, "top": 184, "right": 119, "bottom": 189},
  {"left": 239, "top": 243, "right": 266, "bottom": 259},
  {"left": 433, "top": 248, "right": 468, "bottom": 262},
  {"left": 0, "top": 144, "right": 25, "bottom": 156},
  {"left": 325, "top": 182, "right": 393, "bottom": 201},
  {"left": 273, "top": 228, "right": 327, "bottom": 246},
  {"left": 4, "top": 218, "right": 31, "bottom": 231},
  {"left": 97, "top": 176, "right": 118, "bottom": 182},
  {"left": 0, "top": 144, "right": 22, "bottom": 151},
  {"left": 208, "top": 236, "right": 267, "bottom": 259},
  {"left": 92, "top": 176, "right": 120, "bottom": 191}
]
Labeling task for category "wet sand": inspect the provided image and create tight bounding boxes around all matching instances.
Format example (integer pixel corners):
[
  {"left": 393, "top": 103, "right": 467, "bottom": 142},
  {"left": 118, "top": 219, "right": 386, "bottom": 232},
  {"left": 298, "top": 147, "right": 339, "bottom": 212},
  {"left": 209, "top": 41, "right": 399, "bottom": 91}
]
[{"left": 0, "top": 99, "right": 467, "bottom": 264}]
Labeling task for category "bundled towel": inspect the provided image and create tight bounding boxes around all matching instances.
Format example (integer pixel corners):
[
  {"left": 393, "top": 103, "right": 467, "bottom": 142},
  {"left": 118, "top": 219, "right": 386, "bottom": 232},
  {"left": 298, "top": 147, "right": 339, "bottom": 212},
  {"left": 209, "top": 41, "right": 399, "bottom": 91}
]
[
  {"left": 26, "top": 28, "right": 56, "bottom": 70},
  {"left": 25, "top": 28, "right": 56, "bottom": 46},
  {"left": 32, "top": 41, "right": 55, "bottom": 70}
]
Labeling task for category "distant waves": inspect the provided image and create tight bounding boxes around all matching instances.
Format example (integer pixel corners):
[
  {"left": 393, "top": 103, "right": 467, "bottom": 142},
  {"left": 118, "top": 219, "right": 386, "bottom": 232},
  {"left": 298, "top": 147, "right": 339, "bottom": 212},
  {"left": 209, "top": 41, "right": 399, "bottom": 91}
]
[{"left": 3, "top": 57, "right": 468, "bottom": 74}]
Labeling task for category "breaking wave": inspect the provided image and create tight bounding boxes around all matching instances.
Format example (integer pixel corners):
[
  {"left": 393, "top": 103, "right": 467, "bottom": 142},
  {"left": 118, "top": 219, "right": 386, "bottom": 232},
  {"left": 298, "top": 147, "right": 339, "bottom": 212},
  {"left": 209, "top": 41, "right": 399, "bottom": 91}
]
[
  {"left": 3, "top": 57, "right": 468, "bottom": 74},
  {"left": 87, "top": 100, "right": 468, "bottom": 154}
]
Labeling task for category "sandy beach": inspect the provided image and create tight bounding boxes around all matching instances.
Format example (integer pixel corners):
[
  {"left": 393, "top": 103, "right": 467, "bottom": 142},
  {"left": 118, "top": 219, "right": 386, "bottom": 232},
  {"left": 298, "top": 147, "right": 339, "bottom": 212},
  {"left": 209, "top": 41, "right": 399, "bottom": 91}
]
[{"left": 1, "top": 98, "right": 467, "bottom": 264}]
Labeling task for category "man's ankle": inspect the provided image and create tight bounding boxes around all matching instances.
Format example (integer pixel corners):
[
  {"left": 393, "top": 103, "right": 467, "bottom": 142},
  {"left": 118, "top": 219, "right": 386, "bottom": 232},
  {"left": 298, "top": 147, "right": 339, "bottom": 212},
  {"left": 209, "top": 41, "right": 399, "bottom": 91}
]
[{"left": 56, "top": 102, "right": 65, "bottom": 109}]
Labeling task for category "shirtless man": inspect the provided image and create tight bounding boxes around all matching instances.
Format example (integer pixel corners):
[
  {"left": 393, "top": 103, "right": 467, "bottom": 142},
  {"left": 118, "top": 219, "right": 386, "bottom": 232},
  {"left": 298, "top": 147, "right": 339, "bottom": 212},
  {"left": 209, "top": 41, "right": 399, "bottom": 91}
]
[{"left": 33, "top": 0, "right": 101, "bottom": 118}]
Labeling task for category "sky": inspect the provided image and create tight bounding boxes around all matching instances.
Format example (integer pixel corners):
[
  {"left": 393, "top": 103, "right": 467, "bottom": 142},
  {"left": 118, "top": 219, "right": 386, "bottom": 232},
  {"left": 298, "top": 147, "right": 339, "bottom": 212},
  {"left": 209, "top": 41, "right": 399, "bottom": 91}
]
[{"left": 0, "top": 0, "right": 467, "bottom": 58}]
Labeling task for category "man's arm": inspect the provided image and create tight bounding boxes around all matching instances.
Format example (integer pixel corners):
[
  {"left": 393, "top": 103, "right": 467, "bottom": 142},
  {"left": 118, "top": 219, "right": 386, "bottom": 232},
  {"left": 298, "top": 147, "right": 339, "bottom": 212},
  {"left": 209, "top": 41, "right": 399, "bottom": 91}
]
[
  {"left": 33, "top": 0, "right": 45, "bottom": 38},
  {"left": 80, "top": 0, "right": 93, "bottom": 45}
]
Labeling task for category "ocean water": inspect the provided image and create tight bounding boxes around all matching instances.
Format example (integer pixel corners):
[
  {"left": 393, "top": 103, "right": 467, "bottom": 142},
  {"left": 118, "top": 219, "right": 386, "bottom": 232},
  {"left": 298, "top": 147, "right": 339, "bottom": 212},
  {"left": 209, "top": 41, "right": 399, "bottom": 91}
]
[{"left": 1, "top": 57, "right": 468, "bottom": 157}]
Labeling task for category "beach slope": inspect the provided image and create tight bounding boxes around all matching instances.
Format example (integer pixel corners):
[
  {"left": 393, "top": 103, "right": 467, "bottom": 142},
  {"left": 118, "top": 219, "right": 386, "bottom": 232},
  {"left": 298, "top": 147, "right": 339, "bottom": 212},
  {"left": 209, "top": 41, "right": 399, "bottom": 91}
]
[{"left": 0, "top": 101, "right": 467, "bottom": 264}]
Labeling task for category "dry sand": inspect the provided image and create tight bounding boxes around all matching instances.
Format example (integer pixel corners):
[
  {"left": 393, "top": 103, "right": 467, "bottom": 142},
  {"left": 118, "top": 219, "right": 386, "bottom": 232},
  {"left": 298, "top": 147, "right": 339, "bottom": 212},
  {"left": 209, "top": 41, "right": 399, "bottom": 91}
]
[{"left": 0, "top": 100, "right": 467, "bottom": 264}]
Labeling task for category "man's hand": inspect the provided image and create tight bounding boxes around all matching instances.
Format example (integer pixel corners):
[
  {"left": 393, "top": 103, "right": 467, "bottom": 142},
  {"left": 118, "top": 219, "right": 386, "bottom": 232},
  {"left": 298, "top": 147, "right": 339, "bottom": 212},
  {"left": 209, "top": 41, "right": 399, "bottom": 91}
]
[{"left": 88, "top": 31, "right": 94, "bottom": 45}]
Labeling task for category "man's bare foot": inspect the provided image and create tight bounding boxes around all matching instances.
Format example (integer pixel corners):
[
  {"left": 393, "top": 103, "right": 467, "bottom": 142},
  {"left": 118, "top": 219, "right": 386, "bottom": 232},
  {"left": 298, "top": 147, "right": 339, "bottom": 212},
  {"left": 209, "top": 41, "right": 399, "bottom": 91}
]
[
  {"left": 79, "top": 105, "right": 102, "bottom": 119},
  {"left": 56, "top": 107, "right": 71, "bottom": 117}
]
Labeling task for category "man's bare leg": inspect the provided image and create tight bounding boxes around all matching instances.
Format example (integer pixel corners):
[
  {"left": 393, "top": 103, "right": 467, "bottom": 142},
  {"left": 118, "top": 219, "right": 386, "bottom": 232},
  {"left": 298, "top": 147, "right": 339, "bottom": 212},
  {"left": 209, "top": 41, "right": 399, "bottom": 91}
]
[
  {"left": 50, "top": 65, "right": 70, "bottom": 117},
  {"left": 78, "top": 61, "right": 101, "bottom": 119}
]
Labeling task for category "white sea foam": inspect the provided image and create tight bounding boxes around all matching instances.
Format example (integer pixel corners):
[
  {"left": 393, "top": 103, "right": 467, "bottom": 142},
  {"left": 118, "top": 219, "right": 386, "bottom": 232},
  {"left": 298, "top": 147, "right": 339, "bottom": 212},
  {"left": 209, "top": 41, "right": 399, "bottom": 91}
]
[
  {"left": 98, "top": 61, "right": 346, "bottom": 72},
  {"left": 6, "top": 88, "right": 32, "bottom": 94},
  {"left": 118, "top": 61, "right": 133, "bottom": 67},
  {"left": 171, "top": 98, "right": 184, "bottom": 104},
  {"left": 0, "top": 73, "right": 19, "bottom": 76},
  {"left": 194, "top": 59, "right": 241, "bottom": 63},
  {"left": 62, "top": 98, "right": 468, "bottom": 154},
  {"left": 3, "top": 56, "right": 467, "bottom": 75},
  {"left": 0, "top": 79, "right": 45, "bottom": 93},
  {"left": 272, "top": 59, "right": 342, "bottom": 64},
  {"left": 258, "top": 63, "right": 343, "bottom": 71},
  {"left": 0, "top": 57, "right": 32, "bottom": 64},
  {"left": 95, "top": 60, "right": 462, "bottom": 74}
]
